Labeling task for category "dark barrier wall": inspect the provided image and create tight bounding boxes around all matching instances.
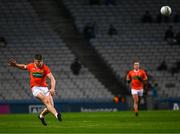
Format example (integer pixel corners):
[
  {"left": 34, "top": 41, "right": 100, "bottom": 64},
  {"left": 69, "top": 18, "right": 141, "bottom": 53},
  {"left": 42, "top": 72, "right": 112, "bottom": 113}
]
[
  {"left": 0, "top": 97, "right": 180, "bottom": 114},
  {"left": 0, "top": 100, "right": 128, "bottom": 114},
  {"left": 155, "top": 98, "right": 180, "bottom": 110}
]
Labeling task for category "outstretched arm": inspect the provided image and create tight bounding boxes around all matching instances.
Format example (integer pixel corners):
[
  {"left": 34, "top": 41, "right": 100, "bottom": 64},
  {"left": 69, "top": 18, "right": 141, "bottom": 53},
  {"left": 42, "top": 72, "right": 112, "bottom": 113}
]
[
  {"left": 47, "top": 73, "right": 56, "bottom": 96},
  {"left": 126, "top": 74, "right": 131, "bottom": 83},
  {"left": 8, "top": 59, "right": 27, "bottom": 70}
]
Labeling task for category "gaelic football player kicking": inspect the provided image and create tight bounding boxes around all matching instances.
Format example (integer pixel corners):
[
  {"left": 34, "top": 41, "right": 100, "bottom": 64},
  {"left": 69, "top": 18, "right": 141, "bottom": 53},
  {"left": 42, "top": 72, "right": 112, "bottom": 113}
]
[{"left": 9, "top": 54, "right": 62, "bottom": 126}]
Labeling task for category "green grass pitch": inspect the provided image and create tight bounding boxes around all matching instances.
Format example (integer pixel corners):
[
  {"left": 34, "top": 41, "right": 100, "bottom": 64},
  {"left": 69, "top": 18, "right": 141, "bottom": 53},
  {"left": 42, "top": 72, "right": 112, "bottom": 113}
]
[{"left": 0, "top": 110, "right": 180, "bottom": 133}]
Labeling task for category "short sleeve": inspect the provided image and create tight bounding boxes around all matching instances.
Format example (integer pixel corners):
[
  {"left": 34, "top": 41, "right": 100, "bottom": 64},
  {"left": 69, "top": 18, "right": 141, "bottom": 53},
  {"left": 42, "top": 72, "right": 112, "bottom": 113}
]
[
  {"left": 44, "top": 65, "right": 51, "bottom": 75},
  {"left": 142, "top": 71, "right": 148, "bottom": 80},
  {"left": 127, "top": 71, "right": 131, "bottom": 80},
  {"left": 26, "top": 63, "right": 31, "bottom": 71}
]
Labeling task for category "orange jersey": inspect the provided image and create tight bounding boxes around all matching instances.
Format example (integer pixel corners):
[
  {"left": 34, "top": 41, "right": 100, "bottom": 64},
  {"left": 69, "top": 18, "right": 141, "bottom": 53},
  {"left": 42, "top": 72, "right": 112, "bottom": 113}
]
[
  {"left": 127, "top": 69, "right": 147, "bottom": 90},
  {"left": 26, "top": 63, "right": 51, "bottom": 88}
]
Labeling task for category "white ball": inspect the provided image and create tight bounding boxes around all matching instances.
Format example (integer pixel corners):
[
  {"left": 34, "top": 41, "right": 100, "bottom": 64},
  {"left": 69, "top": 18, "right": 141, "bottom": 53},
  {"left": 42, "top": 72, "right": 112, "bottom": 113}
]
[{"left": 160, "top": 6, "right": 172, "bottom": 16}]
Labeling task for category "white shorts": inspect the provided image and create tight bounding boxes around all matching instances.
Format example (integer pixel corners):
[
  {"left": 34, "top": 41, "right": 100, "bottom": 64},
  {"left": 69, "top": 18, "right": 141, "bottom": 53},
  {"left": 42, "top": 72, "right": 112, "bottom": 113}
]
[
  {"left": 131, "top": 89, "right": 144, "bottom": 96},
  {"left": 31, "top": 86, "right": 50, "bottom": 97}
]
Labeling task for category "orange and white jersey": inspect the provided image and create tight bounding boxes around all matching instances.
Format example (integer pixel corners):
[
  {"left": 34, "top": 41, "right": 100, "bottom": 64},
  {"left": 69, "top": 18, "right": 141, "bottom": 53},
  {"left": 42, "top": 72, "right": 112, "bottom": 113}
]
[
  {"left": 127, "top": 69, "right": 147, "bottom": 90},
  {"left": 26, "top": 63, "right": 51, "bottom": 88}
]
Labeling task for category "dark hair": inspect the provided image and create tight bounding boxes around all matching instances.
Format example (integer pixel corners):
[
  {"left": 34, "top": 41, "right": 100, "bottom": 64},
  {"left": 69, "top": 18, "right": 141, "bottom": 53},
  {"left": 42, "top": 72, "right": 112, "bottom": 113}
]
[{"left": 34, "top": 54, "right": 43, "bottom": 60}]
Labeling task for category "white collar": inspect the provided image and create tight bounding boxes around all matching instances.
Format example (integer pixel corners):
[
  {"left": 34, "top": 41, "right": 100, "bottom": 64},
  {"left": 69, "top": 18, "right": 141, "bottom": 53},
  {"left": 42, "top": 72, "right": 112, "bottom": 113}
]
[{"left": 133, "top": 69, "right": 139, "bottom": 72}]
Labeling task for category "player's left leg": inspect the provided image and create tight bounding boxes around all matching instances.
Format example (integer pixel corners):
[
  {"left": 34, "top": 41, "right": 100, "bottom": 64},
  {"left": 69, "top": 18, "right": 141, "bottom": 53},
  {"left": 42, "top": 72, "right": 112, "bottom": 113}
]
[
  {"left": 36, "top": 93, "right": 58, "bottom": 118},
  {"left": 137, "top": 89, "right": 144, "bottom": 111},
  {"left": 47, "top": 94, "right": 62, "bottom": 121},
  {"left": 131, "top": 89, "right": 139, "bottom": 116},
  {"left": 132, "top": 94, "right": 139, "bottom": 116},
  {"left": 39, "top": 87, "right": 56, "bottom": 118},
  {"left": 38, "top": 95, "right": 58, "bottom": 125}
]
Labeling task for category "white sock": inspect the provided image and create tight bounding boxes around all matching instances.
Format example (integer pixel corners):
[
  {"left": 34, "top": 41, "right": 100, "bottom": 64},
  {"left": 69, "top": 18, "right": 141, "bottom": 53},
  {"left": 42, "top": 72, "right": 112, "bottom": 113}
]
[
  {"left": 40, "top": 114, "right": 44, "bottom": 118},
  {"left": 55, "top": 113, "right": 58, "bottom": 118}
]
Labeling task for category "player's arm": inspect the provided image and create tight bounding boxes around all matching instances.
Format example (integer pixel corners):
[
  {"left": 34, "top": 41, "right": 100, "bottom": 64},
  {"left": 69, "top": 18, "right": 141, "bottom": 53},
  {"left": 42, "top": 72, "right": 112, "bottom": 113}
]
[
  {"left": 143, "top": 79, "right": 148, "bottom": 91},
  {"left": 142, "top": 71, "right": 148, "bottom": 88},
  {"left": 8, "top": 59, "right": 27, "bottom": 70},
  {"left": 47, "top": 73, "right": 56, "bottom": 96},
  {"left": 126, "top": 73, "right": 131, "bottom": 83}
]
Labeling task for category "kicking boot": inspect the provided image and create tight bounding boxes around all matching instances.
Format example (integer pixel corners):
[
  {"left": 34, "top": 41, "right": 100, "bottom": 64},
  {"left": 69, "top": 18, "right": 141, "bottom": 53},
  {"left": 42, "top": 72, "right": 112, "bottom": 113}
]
[
  {"left": 57, "top": 113, "right": 62, "bottom": 121},
  {"left": 38, "top": 115, "right": 47, "bottom": 126},
  {"left": 135, "top": 112, "right": 139, "bottom": 117}
]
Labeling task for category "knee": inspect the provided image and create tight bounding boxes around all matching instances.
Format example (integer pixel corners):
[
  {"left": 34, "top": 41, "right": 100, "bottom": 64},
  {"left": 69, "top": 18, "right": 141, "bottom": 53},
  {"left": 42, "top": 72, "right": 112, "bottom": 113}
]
[
  {"left": 43, "top": 98, "right": 50, "bottom": 105},
  {"left": 134, "top": 99, "right": 138, "bottom": 104}
]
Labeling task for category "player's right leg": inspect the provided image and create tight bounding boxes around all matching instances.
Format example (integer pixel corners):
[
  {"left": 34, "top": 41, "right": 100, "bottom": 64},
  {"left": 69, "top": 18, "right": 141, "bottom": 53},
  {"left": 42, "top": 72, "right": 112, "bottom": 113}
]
[
  {"left": 40, "top": 107, "right": 49, "bottom": 118},
  {"left": 131, "top": 89, "right": 139, "bottom": 116},
  {"left": 32, "top": 87, "right": 49, "bottom": 125},
  {"left": 38, "top": 113, "right": 47, "bottom": 126},
  {"left": 38, "top": 107, "right": 49, "bottom": 126}
]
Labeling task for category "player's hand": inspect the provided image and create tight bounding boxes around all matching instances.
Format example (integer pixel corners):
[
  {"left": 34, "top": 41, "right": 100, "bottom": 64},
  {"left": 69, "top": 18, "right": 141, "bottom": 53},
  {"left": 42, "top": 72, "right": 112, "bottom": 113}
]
[
  {"left": 127, "top": 79, "right": 131, "bottom": 83},
  {"left": 50, "top": 89, "right": 55, "bottom": 96},
  {"left": 8, "top": 58, "right": 17, "bottom": 67}
]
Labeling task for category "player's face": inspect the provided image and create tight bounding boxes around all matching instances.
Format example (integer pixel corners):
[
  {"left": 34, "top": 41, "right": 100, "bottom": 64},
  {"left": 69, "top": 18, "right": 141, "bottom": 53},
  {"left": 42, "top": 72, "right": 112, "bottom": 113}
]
[
  {"left": 34, "top": 59, "right": 43, "bottom": 68},
  {"left": 134, "top": 63, "right": 139, "bottom": 70}
]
